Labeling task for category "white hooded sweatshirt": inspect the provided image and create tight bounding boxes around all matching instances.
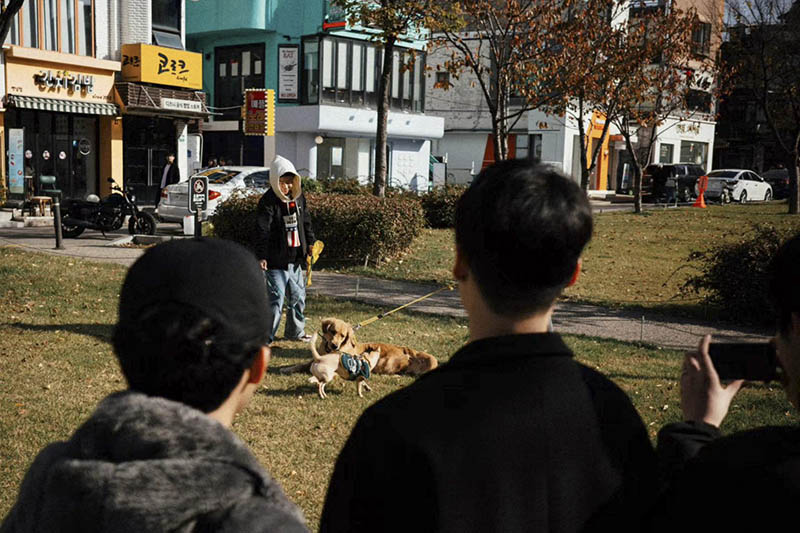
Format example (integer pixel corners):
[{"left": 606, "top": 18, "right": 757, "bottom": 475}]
[{"left": 269, "top": 155, "right": 302, "bottom": 202}]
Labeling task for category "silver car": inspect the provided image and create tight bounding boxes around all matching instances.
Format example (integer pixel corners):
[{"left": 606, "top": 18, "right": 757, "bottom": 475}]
[
  {"left": 157, "top": 166, "right": 270, "bottom": 222},
  {"left": 705, "top": 169, "right": 773, "bottom": 203}
]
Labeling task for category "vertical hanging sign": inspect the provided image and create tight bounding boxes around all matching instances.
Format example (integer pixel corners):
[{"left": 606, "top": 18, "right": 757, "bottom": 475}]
[
  {"left": 278, "top": 45, "right": 300, "bottom": 102},
  {"left": 244, "top": 89, "right": 275, "bottom": 136},
  {"left": 8, "top": 129, "right": 25, "bottom": 195}
]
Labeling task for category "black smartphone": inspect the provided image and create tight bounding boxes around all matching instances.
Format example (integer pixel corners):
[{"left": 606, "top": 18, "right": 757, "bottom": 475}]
[{"left": 708, "top": 342, "right": 778, "bottom": 382}]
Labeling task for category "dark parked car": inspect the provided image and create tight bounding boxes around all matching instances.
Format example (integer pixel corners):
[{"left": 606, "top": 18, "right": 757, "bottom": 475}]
[
  {"left": 642, "top": 163, "right": 707, "bottom": 202},
  {"left": 762, "top": 168, "right": 791, "bottom": 199}
]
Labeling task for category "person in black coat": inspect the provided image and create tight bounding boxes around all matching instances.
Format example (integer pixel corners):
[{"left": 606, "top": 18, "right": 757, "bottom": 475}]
[
  {"left": 255, "top": 156, "right": 316, "bottom": 344},
  {"left": 652, "top": 234, "right": 800, "bottom": 531},
  {"left": 156, "top": 153, "right": 179, "bottom": 208},
  {"left": 320, "top": 160, "right": 657, "bottom": 533}
]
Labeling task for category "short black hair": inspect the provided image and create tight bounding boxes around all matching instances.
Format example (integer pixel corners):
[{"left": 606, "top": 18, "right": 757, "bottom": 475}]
[
  {"left": 770, "top": 233, "right": 800, "bottom": 334},
  {"left": 455, "top": 159, "right": 593, "bottom": 316},
  {"left": 113, "top": 303, "right": 266, "bottom": 413}
]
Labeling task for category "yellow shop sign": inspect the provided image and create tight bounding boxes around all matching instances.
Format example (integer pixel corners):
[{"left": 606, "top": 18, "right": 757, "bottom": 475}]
[{"left": 121, "top": 44, "right": 202, "bottom": 90}]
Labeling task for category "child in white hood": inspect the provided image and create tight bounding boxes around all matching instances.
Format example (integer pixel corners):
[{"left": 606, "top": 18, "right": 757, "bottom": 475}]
[{"left": 255, "top": 156, "right": 317, "bottom": 343}]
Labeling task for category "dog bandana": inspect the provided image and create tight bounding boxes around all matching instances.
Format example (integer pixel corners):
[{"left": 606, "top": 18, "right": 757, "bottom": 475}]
[
  {"left": 283, "top": 201, "right": 300, "bottom": 248},
  {"left": 340, "top": 353, "right": 371, "bottom": 381}
]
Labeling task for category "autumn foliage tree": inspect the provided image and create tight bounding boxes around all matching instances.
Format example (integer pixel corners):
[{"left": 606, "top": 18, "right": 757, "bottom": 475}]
[
  {"left": 428, "top": 0, "right": 569, "bottom": 163},
  {"left": 608, "top": 4, "right": 720, "bottom": 213},
  {"left": 540, "top": 0, "right": 635, "bottom": 191},
  {"left": 333, "top": 0, "right": 459, "bottom": 197}
]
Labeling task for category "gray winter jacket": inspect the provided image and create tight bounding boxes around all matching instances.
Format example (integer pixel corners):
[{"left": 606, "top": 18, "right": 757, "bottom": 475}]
[{"left": 1, "top": 391, "right": 307, "bottom": 533}]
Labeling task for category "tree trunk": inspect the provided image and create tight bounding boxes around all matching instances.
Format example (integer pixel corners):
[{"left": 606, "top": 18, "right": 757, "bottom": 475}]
[
  {"left": 373, "top": 37, "right": 396, "bottom": 197},
  {"left": 623, "top": 133, "right": 643, "bottom": 214},
  {"left": 0, "top": 0, "right": 25, "bottom": 45},
  {"left": 790, "top": 130, "right": 800, "bottom": 215}
]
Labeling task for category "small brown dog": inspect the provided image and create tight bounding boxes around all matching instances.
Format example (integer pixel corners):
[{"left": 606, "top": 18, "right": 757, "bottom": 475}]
[
  {"left": 308, "top": 333, "right": 381, "bottom": 399},
  {"left": 320, "top": 317, "right": 439, "bottom": 376}
]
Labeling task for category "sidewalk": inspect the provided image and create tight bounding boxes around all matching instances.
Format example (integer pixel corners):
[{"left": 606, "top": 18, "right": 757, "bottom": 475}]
[{"left": 0, "top": 225, "right": 770, "bottom": 350}]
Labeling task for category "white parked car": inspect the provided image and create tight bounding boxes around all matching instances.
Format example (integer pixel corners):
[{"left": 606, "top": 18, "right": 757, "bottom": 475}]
[
  {"left": 705, "top": 169, "right": 773, "bottom": 203},
  {"left": 157, "top": 166, "right": 270, "bottom": 222}
]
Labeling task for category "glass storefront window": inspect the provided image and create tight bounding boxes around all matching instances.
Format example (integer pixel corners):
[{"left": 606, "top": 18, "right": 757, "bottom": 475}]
[
  {"left": 680, "top": 140, "right": 708, "bottom": 167},
  {"left": 60, "top": 0, "right": 76, "bottom": 54}
]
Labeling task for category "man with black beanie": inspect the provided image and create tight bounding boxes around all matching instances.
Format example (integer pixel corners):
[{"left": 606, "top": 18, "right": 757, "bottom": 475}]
[{"left": 1, "top": 239, "right": 307, "bottom": 532}]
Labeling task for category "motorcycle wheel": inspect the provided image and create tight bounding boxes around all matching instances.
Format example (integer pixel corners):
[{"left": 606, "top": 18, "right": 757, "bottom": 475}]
[
  {"left": 128, "top": 212, "right": 157, "bottom": 235},
  {"left": 61, "top": 221, "right": 85, "bottom": 238}
]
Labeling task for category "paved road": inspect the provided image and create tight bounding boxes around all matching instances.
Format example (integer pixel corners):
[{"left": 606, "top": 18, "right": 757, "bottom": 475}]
[{"left": 0, "top": 225, "right": 770, "bottom": 350}]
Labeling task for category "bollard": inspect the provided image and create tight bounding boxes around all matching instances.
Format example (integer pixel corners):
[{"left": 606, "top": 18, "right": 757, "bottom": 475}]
[
  {"left": 194, "top": 209, "right": 202, "bottom": 238},
  {"left": 52, "top": 198, "right": 65, "bottom": 250}
]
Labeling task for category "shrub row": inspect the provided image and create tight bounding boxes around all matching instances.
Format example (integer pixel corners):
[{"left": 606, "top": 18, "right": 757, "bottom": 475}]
[
  {"left": 305, "top": 175, "right": 468, "bottom": 229},
  {"left": 420, "top": 185, "right": 467, "bottom": 228},
  {"left": 210, "top": 191, "right": 424, "bottom": 263},
  {"left": 682, "top": 224, "right": 800, "bottom": 325}
]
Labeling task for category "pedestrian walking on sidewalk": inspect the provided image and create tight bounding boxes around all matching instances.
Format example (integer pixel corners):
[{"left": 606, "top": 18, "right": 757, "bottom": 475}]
[{"left": 255, "top": 156, "right": 316, "bottom": 343}]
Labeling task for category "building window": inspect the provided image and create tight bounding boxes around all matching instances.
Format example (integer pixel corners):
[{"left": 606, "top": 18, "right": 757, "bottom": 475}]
[
  {"left": 305, "top": 36, "right": 425, "bottom": 112},
  {"left": 692, "top": 22, "right": 712, "bottom": 56},
  {"left": 152, "top": 0, "right": 182, "bottom": 49},
  {"left": 9, "top": 1, "right": 92, "bottom": 56},
  {"left": 78, "top": 0, "right": 94, "bottom": 56},
  {"left": 214, "top": 43, "right": 265, "bottom": 120},
  {"left": 22, "top": 0, "right": 39, "bottom": 48},
  {"left": 60, "top": 0, "right": 75, "bottom": 53},
  {"left": 680, "top": 141, "right": 708, "bottom": 167},
  {"left": 435, "top": 71, "right": 450, "bottom": 88},
  {"left": 302, "top": 39, "right": 319, "bottom": 104},
  {"left": 43, "top": 0, "right": 58, "bottom": 51},
  {"left": 659, "top": 143, "right": 674, "bottom": 163}
]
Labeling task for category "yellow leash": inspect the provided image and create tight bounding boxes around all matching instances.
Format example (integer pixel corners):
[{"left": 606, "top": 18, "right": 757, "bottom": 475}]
[{"left": 354, "top": 285, "right": 455, "bottom": 330}]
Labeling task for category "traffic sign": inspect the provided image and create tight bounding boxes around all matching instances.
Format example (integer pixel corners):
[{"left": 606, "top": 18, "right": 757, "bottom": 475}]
[{"left": 189, "top": 176, "right": 208, "bottom": 213}]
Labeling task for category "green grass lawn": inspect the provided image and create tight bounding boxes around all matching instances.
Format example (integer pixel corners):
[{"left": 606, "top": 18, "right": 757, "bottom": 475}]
[
  {"left": 324, "top": 202, "right": 800, "bottom": 318},
  {"left": 0, "top": 245, "right": 795, "bottom": 529}
]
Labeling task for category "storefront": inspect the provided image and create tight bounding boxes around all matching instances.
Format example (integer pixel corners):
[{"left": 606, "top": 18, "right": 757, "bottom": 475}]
[
  {"left": 118, "top": 43, "right": 208, "bottom": 204},
  {"left": 3, "top": 46, "right": 120, "bottom": 204}
]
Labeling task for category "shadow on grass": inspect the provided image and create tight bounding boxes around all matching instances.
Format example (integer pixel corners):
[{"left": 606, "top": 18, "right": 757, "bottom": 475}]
[
  {"left": 4, "top": 321, "right": 113, "bottom": 343},
  {"left": 261, "top": 384, "right": 337, "bottom": 398},
  {"left": 270, "top": 346, "right": 312, "bottom": 360}
]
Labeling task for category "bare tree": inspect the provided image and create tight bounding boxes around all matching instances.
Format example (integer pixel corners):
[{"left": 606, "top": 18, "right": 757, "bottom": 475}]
[{"left": 429, "top": 0, "right": 568, "bottom": 163}]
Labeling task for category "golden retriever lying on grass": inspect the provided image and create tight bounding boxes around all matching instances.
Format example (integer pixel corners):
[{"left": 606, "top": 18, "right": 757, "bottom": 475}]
[
  {"left": 319, "top": 317, "right": 439, "bottom": 375},
  {"left": 276, "top": 317, "right": 438, "bottom": 376}
]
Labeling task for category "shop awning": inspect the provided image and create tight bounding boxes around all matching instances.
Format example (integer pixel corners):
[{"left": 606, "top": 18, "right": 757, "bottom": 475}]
[{"left": 6, "top": 95, "right": 118, "bottom": 115}]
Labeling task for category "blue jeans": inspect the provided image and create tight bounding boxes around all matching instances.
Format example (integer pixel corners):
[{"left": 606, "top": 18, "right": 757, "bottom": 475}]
[{"left": 264, "top": 263, "right": 306, "bottom": 343}]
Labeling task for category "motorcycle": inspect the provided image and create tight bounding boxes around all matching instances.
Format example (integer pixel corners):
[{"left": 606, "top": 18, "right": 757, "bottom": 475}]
[{"left": 60, "top": 178, "right": 157, "bottom": 238}]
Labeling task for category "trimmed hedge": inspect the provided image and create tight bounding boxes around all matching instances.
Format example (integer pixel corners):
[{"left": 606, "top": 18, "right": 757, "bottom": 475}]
[
  {"left": 682, "top": 225, "right": 800, "bottom": 325},
  {"left": 209, "top": 191, "right": 424, "bottom": 263},
  {"left": 420, "top": 185, "right": 467, "bottom": 228}
]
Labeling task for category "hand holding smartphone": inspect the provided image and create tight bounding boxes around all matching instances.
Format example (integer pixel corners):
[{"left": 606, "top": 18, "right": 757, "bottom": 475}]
[{"left": 708, "top": 342, "right": 779, "bottom": 382}]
